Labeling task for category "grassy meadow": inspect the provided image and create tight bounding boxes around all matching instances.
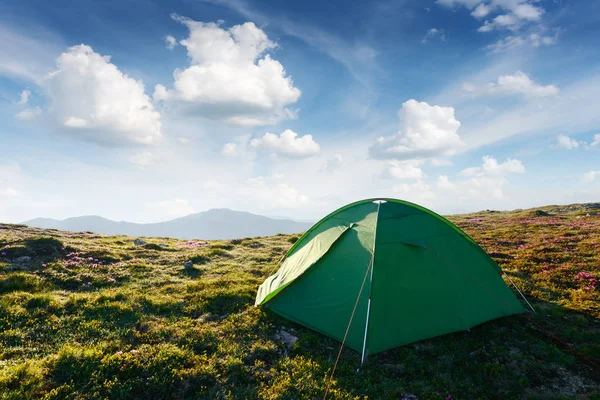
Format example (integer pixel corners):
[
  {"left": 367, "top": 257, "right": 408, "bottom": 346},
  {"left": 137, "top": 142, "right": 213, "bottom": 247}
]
[{"left": 0, "top": 203, "right": 599, "bottom": 399}]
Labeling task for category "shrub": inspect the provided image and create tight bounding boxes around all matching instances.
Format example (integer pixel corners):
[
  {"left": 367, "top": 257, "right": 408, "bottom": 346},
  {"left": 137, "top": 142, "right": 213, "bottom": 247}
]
[
  {"left": 25, "top": 237, "right": 65, "bottom": 257},
  {"left": 0, "top": 273, "right": 46, "bottom": 294}
]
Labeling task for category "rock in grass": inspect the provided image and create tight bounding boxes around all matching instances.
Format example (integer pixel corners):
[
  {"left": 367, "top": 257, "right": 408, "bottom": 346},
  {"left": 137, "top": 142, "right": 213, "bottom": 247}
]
[
  {"left": 159, "top": 243, "right": 168, "bottom": 247},
  {"left": 275, "top": 329, "right": 298, "bottom": 348},
  {"left": 183, "top": 260, "right": 193, "bottom": 269},
  {"left": 134, "top": 238, "right": 147, "bottom": 246}
]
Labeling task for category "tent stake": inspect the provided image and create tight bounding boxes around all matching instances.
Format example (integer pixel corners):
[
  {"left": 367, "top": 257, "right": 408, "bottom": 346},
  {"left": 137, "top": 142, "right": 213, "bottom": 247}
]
[{"left": 503, "top": 271, "right": 535, "bottom": 313}]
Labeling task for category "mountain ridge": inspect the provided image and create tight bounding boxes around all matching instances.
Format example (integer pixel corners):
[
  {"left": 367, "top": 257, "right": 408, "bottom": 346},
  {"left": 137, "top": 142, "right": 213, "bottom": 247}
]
[{"left": 22, "top": 208, "right": 314, "bottom": 240}]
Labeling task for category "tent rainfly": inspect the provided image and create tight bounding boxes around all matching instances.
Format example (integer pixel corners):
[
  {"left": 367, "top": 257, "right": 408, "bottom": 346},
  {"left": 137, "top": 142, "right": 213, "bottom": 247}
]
[{"left": 255, "top": 198, "right": 525, "bottom": 361}]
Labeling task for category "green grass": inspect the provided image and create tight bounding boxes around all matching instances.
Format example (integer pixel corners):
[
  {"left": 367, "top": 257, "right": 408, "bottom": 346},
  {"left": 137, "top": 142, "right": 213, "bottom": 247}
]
[{"left": 0, "top": 203, "right": 599, "bottom": 399}]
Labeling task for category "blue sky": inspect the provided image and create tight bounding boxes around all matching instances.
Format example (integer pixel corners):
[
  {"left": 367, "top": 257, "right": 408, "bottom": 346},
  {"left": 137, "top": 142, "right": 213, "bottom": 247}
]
[{"left": 1, "top": 0, "right": 599, "bottom": 223}]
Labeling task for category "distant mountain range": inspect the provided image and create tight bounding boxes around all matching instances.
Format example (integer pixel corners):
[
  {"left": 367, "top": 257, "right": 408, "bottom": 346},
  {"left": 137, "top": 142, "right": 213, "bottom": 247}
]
[{"left": 23, "top": 209, "right": 315, "bottom": 240}]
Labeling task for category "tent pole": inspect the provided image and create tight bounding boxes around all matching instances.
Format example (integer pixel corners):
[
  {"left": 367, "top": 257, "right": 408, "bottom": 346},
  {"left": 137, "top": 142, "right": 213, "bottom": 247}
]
[
  {"left": 361, "top": 299, "right": 371, "bottom": 363},
  {"left": 503, "top": 271, "right": 535, "bottom": 313},
  {"left": 360, "top": 200, "right": 383, "bottom": 364}
]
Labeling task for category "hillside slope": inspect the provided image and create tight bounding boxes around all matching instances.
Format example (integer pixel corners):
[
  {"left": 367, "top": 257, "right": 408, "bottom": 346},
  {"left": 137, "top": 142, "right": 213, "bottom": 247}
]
[
  {"left": 23, "top": 208, "right": 314, "bottom": 240},
  {"left": 1, "top": 203, "right": 599, "bottom": 399}
]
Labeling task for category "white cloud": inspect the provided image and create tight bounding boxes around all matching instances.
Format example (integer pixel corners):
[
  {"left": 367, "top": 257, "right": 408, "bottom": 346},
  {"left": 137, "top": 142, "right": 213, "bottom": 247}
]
[
  {"left": 154, "top": 15, "right": 301, "bottom": 126},
  {"left": 590, "top": 134, "right": 600, "bottom": 149},
  {"left": 438, "top": 156, "right": 524, "bottom": 203},
  {"left": 44, "top": 44, "right": 161, "bottom": 146},
  {"left": 205, "top": 0, "right": 379, "bottom": 89},
  {"left": 463, "top": 71, "right": 558, "bottom": 97},
  {"left": 221, "top": 142, "right": 239, "bottom": 157},
  {"left": 382, "top": 160, "right": 425, "bottom": 180},
  {"left": 18, "top": 89, "right": 30, "bottom": 105},
  {"left": 460, "top": 156, "right": 524, "bottom": 178},
  {"left": 556, "top": 135, "right": 580, "bottom": 150},
  {"left": 369, "top": 99, "right": 464, "bottom": 160},
  {"left": 438, "top": 0, "right": 545, "bottom": 32},
  {"left": 177, "top": 137, "right": 190, "bottom": 144},
  {"left": 147, "top": 198, "right": 195, "bottom": 219},
  {"left": 250, "top": 129, "right": 320, "bottom": 159},
  {"left": 436, "top": 175, "right": 456, "bottom": 190},
  {"left": 471, "top": 3, "right": 491, "bottom": 18},
  {"left": 486, "top": 32, "right": 558, "bottom": 53},
  {"left": 581, "top": 171, "right": 599, "bottom": 184},
  {"left": 3, "top": 188, "right": 20, "bottom": 197},
  {"left": 320, "top": 154, "right": 344, "bottom": 173},
  {"left": 478, "top": 14, "right": 521, "bottom": 32},
  {"left": 421, "top": 28, "right": 446, "bottom": 43},
  {"left": 243, "top": 176, "right": 310, "bottom": 208},
  {"left": 481, "top": 155, "right": 525, "bottom": 175},
  {"left": 392, "top": 180, "right": 436, "bottom": 204},
  {"left": 165, "top": 35, "right": 177, "bottom": 50},
  {"left": 129, "top": 151, "right": 153, "bottom": 166},
  {"left": 15, "top": 107, "right": 42, "bottom": 120}
]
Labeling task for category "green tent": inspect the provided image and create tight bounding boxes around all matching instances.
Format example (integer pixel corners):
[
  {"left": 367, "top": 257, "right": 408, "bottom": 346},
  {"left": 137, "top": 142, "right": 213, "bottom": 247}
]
[{"left": 256, "top": 198, "right": 524, "bottom": 359}]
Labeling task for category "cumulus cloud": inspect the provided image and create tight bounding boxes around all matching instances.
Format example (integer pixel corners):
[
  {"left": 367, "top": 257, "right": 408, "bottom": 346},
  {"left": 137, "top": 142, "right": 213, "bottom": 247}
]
[
  {"left": 460, "top": 156, "right": 525, "bottom": 177},
  {"left": 438, "top": 0, "right": 544, "bottom": 32},
  {"left": 18, "top": 89, "right": 30, "bottom": 105},
  {"left": 221, "top": 142, "right": 239, "bottom": 157},
  {"left": 250, "top": 129, "right": 320, "bottom": 159},
  {"left": 320, "top": 154, "right": 344, "bottom": 173},
  {"left": 44, "top": 45, "right": 161, "bottom": 146},
  {"left": 382, "top": 160, "right": 425, "bottom": 180},
  {"left": 556, "top": 135, "right": 580, "bottom": 150},
  {"left": 463, "top": 71, "right": 558, "bottom": 98},
  {"left": 165, "top": 35, "right": 177, "bottom": 50},
  {"left": 15, "top": 107, "right": 42, "bottom": 120},
  {"left": 154, "top": 15, "right": 301, "bottom": 126},
  {"left": 436, "top": 156, "right": 524, "bottom": 202},
  {"left": 581, "top": 171, "right": 599, "bottom": 184},
  {"left": 590, "top": 134, "right": 600, "bottom": 149},
  {"left": 369, "top": 99, "right": 464, "bottom": 160},
  {"left": 129, "top": 151, "right": 153, "bottom": 166},
  {"left": 421, "top": 28, "right": 445, "bottom": 43}
]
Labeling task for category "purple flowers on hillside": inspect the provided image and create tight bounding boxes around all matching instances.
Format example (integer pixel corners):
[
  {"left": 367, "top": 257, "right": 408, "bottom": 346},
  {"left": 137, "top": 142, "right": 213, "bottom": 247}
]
[
  {"left": 179, "top": 241, "right": 208, "bottom": 247},
  {"left": 575, "top": 272, "right": 597, "bottom": 290}
]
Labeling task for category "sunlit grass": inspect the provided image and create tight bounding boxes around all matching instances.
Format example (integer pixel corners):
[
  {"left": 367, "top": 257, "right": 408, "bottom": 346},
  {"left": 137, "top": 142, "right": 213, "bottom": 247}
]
[{"left": 0, "top": 204, "right": 599, "bottom": 399}]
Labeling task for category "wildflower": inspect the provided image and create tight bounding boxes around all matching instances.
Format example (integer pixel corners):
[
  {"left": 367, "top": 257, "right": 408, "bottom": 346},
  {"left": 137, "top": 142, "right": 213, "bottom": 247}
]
[
  {"left": 130, "top": 349, "right": 138, "bottom": 353},
  {"left": 1, "top": 252, "right": 5, "bottom": 256},
  {"left": 446, "top": 396, "right": 452, "bottom": 400},
  {"left": 42, "top": 263, "right": 47, "bottom": 267},
  {"left": 87, "top": 282, "right": 92, "bottom": 286},
  {"left": 88, "top": 257, "right": 93, "bottom": 261},
  {"left": 117, "top": 351, "right": 123, "bottom": 355}
]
